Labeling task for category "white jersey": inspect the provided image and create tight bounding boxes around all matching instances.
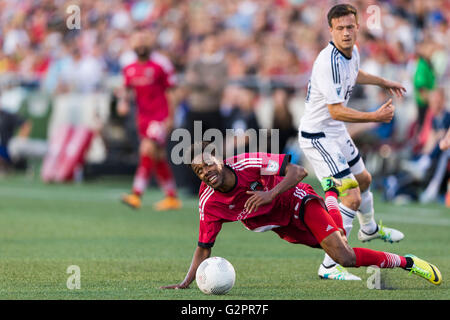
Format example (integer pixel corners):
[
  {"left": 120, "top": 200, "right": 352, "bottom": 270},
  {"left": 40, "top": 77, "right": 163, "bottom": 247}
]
[{"left": 299, "top": 42, "right": 360, "bottom": 134}]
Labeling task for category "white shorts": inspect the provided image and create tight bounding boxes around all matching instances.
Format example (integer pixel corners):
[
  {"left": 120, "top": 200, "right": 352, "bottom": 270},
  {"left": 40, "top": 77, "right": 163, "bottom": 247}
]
[{"left": 298, "top": 129, "right": 365, "bottom": 180}]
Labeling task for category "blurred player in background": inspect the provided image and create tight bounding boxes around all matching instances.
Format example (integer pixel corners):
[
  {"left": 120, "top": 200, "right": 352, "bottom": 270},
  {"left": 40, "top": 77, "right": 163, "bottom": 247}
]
[
  {"left": 298, "top": 4, "right": 407, "bottom": 280},
  {"left": 161, "top": 142, "right": 441, "bottom": 289},
  {"left": 119, "top": 30, "right": 182, "bottom": 211}
]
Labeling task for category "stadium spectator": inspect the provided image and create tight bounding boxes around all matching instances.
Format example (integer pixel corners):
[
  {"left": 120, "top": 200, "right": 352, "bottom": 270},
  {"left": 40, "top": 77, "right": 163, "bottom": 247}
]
[
  {"left": 401, "top": 87, "right": 449, "bottom": 203},
  {"left": 182, "top": 32, "right": 228, "bottom": 136},
  {"left": 0, "top": 107, "right": 28, "bottom": 170},
  {"left": 180, "top": 32, "right": 228, "bottom": 194},
  {"left": 222, "top": 83, "right": 261, "bottom": 158},
  {"left": 0, "top": 103, "right": 47, "bottom": 173},
  {"left": 413, "top": 40, "right": 437, "bottom": 137},
  {"left": 440, "top": 128, "right": 450, "bottom": 151},
  {"left": 270, "top": 86, "right": 298, "bottom": 154}
]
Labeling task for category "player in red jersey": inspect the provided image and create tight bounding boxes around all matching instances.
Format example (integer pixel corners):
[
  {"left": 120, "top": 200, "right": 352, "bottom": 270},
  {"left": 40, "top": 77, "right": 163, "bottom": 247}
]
[
  {"left": 119, "top": 30, "right": 181, "bottom": 211},
  {"left": 161, "top": 142, "right": 442, "bottom": 289}
]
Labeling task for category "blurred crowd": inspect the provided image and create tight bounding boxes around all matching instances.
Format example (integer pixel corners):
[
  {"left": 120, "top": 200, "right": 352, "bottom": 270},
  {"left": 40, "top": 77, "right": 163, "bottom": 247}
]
[
  {"left": 0, "top": 0, "right": 448, "bottom": 89},
  {"left": 0, "top": 0, "right": 449, "bottom": 204}
]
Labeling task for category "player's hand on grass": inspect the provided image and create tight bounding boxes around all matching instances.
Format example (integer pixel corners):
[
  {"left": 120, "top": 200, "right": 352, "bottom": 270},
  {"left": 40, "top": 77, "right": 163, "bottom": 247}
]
[
  {"left": 160, "top": 283, "right": 189, "bottom": 290},
  {"left": 245, "top": 190, "right": 275, "bottom": 213},
  {"left": 381, "top": 79, "right": 406, "bottom": 98},
  {"left": 374, "top": 98, "right": 395, "bottom": 123}
]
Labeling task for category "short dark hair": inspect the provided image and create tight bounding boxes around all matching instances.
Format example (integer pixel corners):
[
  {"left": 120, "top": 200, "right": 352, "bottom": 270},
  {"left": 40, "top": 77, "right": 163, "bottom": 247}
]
[
  {"left": 189, "top": 141, "right": 210, "bottom": 166},
  {"left": 188, "top": 141, "right": 223, "bottom": 167},
  {"left": 327, "top": 4, "right": 358, "bottom": 27}
]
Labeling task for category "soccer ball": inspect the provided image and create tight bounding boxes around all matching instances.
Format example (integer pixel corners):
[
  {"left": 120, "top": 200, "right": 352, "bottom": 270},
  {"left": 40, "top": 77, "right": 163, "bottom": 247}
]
[{"left": 196, "top": 257, "right": 236, "bottom": 295}]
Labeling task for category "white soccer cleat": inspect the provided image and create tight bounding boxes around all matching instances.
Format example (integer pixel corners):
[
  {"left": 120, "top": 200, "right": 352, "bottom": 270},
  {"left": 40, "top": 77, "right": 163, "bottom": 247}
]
[
  {"left": 318, "top": 264, "right": 361, "bottom": 281},
  {"left": 357, "top": 221, "right": 404, "bottom": 243}
]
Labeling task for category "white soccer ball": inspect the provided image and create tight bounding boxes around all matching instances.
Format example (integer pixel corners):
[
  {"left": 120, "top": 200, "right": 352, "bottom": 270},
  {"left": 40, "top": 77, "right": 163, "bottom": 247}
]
[{"left": 196, "top": 257, "right": 236, "bottom": 295}]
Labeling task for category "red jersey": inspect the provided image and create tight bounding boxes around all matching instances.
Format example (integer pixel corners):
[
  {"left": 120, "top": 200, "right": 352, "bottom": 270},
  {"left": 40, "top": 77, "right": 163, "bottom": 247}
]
[
  {"left": 123, "top": 59, "right": 172, "bottom": 121},
  {"left": 197, "top": 153, "right": 320, "bottom": 248}
]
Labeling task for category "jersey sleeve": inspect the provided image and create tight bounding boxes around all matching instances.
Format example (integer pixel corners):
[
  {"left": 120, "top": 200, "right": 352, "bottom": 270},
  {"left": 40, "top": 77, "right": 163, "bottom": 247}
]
[
  {"left": 227, "top": 153, "right": 291, "bottom": 177},
  {"left": 315, "top": 55, "right": 345, "bottom": 105},
  {"left": 198, "top": 218, "right": 223, "bottom": 248},
  {"left": 259, "top": 153, "right": 291, "bottom": 176},
  {"left": 197, "top": 184, "right": 222, "bottom": 248},
  {"left": 151, "top": 52, "right": 177, "bottom": 89},
  {"left": 122, "top": 65, "right": 132, "bottom": 88}
]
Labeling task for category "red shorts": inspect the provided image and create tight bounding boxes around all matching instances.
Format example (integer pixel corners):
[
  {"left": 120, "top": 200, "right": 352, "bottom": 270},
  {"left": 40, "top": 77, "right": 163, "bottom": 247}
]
[
  {"left": 138, "top": 118, "right": 167, "bottom": 145},
  {"left": 273, "top": 197, "right": 341, "bottom": 248}
]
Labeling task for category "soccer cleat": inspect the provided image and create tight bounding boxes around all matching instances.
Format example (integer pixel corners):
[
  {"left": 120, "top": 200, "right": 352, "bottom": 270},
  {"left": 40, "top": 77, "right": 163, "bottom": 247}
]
[
  {"left": 321, "top": 177, "right": 359, "bottom": 197},
  {"left": 318, "top": 264, "right": 361, "bottom": 281},
  {"left": 405, "top": 254, "right": 442, "bottom": 285},
  {"left": 357, "top": 220, "right": 404, "bottom": 243},
  {"left": 121, "top": 193, "right": 142, "bottom": 209},
  {"left": 153, "top": 196, "right": 182, "bottom": 211}
]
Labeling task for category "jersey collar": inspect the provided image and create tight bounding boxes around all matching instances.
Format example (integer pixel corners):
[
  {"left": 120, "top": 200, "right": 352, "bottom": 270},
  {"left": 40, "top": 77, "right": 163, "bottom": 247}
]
[{"left": 329, "top": 41, "right": 352, "bottom": 60}]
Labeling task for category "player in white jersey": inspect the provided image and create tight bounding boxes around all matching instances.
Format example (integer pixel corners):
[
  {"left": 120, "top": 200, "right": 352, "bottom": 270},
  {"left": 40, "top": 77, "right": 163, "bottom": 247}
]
[{"left": 298, "top": 4, "right": 407, "bottom": 281}]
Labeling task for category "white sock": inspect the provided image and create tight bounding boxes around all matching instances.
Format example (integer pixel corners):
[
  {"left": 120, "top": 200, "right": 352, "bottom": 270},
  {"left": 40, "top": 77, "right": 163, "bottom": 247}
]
[
  {"left": 339, "top": 202, "right": 357, "bottom": 237},
  {"left": 358, "top": 189, "right": 377, "bottom": 234},
  {"left": 322, "top": 254, "right": 337, "bottom": 268}
]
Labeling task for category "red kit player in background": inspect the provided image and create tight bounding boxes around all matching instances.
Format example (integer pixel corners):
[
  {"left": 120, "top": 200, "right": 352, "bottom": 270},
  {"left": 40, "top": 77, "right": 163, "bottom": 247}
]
[
  {"left": 161, "top": 142, "right": 441, "bottom": 289},
  {"left": 119, "top": 30, "right": 182, "bottom": 211}
]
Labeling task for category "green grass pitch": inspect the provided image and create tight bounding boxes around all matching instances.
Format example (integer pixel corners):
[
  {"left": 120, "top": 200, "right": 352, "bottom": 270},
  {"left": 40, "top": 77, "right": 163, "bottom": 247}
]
[{"left": 0, "top": 174, "right": 449, "bottom": 300}]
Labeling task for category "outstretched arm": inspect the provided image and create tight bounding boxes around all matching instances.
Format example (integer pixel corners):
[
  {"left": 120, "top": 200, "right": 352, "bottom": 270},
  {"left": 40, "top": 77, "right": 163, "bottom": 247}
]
[
  {"left": 244, "top": 163, "right": 308, "bottom": 213},
  {"left": 328, "top": 98, "right": 395, "bottom": 123},
  {"left": 160, "top": 246, "right": 211, "bottom": 289},
  {"left": 357, "top": 70, "right": 406, "bottom": 98}
]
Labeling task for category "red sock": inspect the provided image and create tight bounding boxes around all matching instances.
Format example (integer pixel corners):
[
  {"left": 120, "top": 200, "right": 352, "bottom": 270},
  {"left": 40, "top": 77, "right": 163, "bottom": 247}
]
[
  {"left": 132, "top": 155, "right": 153, "bottom": 196},
  {"left": 325, "top": 191, "right": 344, "bottom": 234},
  {"left": 155, "top": 158, "right": 177, "bottom": 198},
  {"left": 353, "top": 247, "right": 407, "bottom": 268}
]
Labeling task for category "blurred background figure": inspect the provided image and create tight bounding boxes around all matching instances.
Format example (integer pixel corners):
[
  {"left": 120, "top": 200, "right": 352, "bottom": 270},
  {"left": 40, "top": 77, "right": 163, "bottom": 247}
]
[
  {"left": 118, "top": 29, "right": 182, "bottom": 211},
  {"left": 401, "top": 87, "right": 449, "bottom": 204},
  {"left": 412, "top": 40, "right": 437, "bottom": 153},
  {"left": 440, "top": 128, "right": 450, "bottom": 151},
  {"left": 180, "top": 32, "right": 228, "bottom": 194},
  {"left": 270, "top": 86, "right": 298, "bottom": 155},
  {"left": 0, "top": 103, "right": 31, "bottom": 173},
  {"left": 222, "top": 83, "right": 260, "bottom": 158},
  {"left": 0, "top": 96, "right": 48, "bottom": 176},
  {"left": 385, "top": 87, "right": 449, "bottom": 205}
]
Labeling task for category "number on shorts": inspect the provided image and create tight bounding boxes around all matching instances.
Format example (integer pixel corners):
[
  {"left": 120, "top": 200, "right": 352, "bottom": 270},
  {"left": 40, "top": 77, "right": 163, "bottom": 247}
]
[{"left": 346, "top": 139, "right": 355, "bottom": 156}]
